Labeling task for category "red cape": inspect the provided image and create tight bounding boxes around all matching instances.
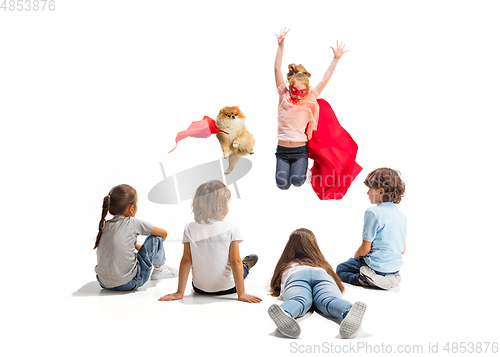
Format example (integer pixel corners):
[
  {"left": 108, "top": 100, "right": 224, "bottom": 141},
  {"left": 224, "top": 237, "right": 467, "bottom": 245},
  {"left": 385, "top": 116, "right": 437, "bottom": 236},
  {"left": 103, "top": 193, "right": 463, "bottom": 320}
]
[
  {"left": 169, "top": 116, "right": 227, "bottom": 153},
  {"left": 307, "top": 99, "right": 362, "bottom": 200}
]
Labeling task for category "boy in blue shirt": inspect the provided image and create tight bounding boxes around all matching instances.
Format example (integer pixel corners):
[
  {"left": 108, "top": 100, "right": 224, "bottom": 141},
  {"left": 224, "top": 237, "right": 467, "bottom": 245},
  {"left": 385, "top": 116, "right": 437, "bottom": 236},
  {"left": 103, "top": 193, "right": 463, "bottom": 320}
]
[{"left": 336, "top": 168, "right": 407, "bottom": 290}]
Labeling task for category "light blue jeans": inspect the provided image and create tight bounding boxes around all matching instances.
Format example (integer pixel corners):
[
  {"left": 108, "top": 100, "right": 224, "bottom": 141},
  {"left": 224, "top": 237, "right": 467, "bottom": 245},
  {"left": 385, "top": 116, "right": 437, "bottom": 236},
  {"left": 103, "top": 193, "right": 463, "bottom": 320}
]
[{"left": 281, "top": 269, "right": 353, "bottom": 320}]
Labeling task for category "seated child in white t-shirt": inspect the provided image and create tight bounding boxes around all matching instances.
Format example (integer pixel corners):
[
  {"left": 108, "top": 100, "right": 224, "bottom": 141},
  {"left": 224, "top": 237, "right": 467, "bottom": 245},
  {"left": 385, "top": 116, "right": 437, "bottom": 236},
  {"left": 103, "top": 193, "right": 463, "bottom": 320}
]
[{"left": 158, "top": 180, "right": 262, "bottom": 303}]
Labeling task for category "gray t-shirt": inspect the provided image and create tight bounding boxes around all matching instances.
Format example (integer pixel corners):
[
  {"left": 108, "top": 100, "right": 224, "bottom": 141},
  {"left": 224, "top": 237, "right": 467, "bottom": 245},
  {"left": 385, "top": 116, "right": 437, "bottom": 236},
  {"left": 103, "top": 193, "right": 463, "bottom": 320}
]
[{"left": 95, "top": 215, "right": 153, "bottom": 288}]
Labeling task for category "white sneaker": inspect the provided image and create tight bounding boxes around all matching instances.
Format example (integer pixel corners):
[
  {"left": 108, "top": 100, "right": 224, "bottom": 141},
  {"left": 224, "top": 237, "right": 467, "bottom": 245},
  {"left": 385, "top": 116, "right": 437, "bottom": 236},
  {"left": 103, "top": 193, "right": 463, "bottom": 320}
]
[
  {"left": 340, "top": 301, "right": 366, "bottom": 338},
  {"left": 151, "top": 264, "right": 178, "bottom": 280},
  {"left": 360, "top": 266, "right": 399, "bottom": 290},
  {"left": 268, "top": 304, "right": 301, "bottom": 339}
]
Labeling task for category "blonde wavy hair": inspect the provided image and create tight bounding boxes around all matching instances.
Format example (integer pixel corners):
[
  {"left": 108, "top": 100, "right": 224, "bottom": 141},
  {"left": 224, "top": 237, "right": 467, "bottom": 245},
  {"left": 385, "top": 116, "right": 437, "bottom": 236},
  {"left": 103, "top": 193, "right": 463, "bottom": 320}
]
[{"left": 192, "top": 180, "right": 231, "bottom": 223}]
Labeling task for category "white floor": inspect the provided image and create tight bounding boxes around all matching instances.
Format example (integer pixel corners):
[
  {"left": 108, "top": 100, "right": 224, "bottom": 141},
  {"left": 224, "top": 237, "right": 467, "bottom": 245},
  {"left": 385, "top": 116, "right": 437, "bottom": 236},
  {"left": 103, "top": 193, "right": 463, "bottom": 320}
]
[
  {"left": 9, "top": 196, "right": 499, "bottom": 356},
  {"left": 2, "top": 1, "right": 500, "bottom": 356}
]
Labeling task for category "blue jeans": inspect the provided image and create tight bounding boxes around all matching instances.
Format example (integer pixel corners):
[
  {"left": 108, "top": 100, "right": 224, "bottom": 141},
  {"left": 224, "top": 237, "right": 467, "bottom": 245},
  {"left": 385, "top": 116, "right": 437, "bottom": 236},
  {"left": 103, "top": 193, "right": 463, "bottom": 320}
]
[
  {"left": 100, "top": 235, "right": 166, "bottom": 291},
  {"left": 193, "top": 264, "right": 249, "bottom": 295},
  {"left": 336, "top": 257, "right": 398, "bottom": 286},
  {"left": 281, "top": 269, "right": 352, "bottom": 320},
  {"left": 275, "top": 145, "right": 309, "bottom": 190}
]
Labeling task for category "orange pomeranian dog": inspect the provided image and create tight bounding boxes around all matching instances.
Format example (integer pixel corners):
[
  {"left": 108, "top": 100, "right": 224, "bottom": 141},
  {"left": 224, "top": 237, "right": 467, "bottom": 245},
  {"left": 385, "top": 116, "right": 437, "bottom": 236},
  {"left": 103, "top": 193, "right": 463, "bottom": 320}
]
[{"left": 216, "top": 106, "right": 255, "bottom": 174}]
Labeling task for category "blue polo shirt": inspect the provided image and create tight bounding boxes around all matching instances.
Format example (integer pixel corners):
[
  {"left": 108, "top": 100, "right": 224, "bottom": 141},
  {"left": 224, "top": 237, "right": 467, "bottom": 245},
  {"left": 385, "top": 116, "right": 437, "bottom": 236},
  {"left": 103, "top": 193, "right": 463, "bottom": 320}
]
[{"left": 362, "top": 202, "right": 407, "bottom": 273}]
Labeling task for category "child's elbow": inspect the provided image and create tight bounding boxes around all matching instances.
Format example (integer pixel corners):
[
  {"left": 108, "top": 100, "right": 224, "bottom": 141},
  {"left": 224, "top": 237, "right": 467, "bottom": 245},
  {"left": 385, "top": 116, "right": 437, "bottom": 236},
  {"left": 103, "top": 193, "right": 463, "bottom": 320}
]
[{"left": 230, "top": 257, "right": 242, "bottom": 266}]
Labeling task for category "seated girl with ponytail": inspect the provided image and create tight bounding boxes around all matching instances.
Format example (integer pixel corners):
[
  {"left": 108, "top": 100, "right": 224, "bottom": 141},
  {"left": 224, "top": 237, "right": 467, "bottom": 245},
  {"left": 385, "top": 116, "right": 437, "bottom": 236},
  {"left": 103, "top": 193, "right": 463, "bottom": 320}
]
[
  {"left": 94, "top": 184, "right": 178, "bottom": 291},
  {"left": 274, "top": 28, "right": 350, "bottom": 191}
]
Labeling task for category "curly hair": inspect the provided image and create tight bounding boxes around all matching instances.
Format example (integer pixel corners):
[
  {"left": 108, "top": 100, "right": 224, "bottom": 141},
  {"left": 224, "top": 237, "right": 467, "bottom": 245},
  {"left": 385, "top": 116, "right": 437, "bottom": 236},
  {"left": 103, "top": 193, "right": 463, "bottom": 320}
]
[
  {"left": 364, "top": 168, "right": 405, "bottom": 204},
  {"left": 192, "top": 180, "right": 231, "bottom": 223},
  {"left": 286, "top": 63, "right": 311, "bottom": 88}
]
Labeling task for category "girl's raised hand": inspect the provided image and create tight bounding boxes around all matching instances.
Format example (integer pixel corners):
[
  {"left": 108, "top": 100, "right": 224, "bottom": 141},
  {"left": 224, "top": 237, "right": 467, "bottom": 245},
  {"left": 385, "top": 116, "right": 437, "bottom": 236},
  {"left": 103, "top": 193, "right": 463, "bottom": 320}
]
[
  {"left": 238, "top": 292, "right": 263, "bottom": 303},
  {"left": 331, "top": 40, "right": 349, "bottom": 59},
  {"left": 275, "top": 28, "right": 290, "bottom": 45},
  {"left": 158, "top": 292, "right": 183, "bottom": 302}
]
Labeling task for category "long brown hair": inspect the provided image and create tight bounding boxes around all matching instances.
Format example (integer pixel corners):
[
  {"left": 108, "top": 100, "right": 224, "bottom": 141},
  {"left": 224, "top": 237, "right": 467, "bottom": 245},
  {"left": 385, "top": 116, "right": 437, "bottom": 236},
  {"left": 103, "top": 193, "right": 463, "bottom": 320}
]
[
  {"left": 364, "top": 167, "right": 405, "bottom": 204},
  {"left": 192, "top": 180, "right": 231, "bottom": 223},
  {"left": 270, "top": 228, "right": 344, "bottom": 297},
  {"left": 93, "top": 184, "right": 138, "bottom": 249}
]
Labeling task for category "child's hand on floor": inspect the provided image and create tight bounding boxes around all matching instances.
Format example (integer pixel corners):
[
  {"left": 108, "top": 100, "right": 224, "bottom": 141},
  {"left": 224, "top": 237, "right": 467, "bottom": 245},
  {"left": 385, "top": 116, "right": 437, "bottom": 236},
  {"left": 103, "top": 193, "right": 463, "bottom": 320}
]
[
  {"left": 238, "top": 293, "right": 262, "bottom": 303},
  {"left": 158, "top": 292, "right": 183, "bottom": 302}
]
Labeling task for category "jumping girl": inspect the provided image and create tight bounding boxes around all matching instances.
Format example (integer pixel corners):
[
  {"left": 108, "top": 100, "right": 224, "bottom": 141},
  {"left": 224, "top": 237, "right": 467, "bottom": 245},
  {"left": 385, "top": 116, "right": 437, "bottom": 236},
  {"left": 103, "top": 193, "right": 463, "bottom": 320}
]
[{"left": 274, "top": 28, "right": 349, "bottom": 190}]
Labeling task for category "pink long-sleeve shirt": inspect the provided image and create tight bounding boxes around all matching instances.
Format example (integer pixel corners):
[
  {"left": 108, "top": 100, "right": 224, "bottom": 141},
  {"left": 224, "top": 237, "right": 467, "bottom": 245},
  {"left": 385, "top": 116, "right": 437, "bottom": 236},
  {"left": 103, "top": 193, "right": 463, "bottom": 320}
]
[{"left": 277, "top": 84, "right": 320, "bottom": 142}]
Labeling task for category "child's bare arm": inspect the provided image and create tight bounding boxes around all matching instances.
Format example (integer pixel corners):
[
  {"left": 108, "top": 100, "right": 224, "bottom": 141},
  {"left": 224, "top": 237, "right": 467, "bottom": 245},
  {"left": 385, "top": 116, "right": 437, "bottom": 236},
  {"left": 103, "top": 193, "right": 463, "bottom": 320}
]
[
  {"left": 314, "top": 40, "right": 349, "bottom": 95},
  {"left": 354, "top": 240, "right": 372, "bottom": 259},
  {"left": 274, "top": 28, "right": 289, "bottom": 88},
  {"left": 229, "top": 241, "right": 262, "bottom": 303},
  {"left": 151, "top": 226, "right": 168, "bottom": 241},
  {"left": 158, "top": 243, "right": 192, "bottom": 301},
  {"left": 139, "top": 226, "right": 167, "bottom": 249}
]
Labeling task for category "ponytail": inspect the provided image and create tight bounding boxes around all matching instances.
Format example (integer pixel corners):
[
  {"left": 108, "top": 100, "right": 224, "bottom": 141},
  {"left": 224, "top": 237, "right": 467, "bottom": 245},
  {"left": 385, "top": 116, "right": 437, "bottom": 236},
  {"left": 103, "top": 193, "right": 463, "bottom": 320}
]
[
  {"left": 93, "top": 194, "right": 111, "bottom": 249},
  {"left": 93, "top": 184, "right": 138, "bottom": 249}
]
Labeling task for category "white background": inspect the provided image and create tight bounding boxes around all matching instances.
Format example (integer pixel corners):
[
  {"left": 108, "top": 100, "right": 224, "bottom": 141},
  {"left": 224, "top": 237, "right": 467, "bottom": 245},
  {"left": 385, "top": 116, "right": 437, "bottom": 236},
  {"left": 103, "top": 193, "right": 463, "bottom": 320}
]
[{"left": 1, "top": 0, "right": 499, "bottom": 356}]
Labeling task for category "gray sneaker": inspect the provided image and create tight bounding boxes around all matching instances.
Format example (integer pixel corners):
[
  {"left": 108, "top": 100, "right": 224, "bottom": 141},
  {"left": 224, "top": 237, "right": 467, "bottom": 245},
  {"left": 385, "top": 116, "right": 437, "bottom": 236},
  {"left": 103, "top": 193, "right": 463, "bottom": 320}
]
[
  {"left": 268, "top": 304, "right": 301, "bottom": 338},
  {"left": 242, "top": 254, "right": 258, "bottom": 270},
  {"left": 340, "top": 301, "right": 366, "bottom": 338},
  {"left": 359, "top": 266, "right": 398, "bottom": 290},
  {"left": 358, "top": 273, "right": 378, "bottom": 288}
]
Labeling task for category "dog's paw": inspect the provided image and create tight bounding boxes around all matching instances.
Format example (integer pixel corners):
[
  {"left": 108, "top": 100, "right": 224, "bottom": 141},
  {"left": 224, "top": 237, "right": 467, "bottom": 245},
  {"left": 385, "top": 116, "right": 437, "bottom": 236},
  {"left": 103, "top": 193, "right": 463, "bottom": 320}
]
[
  {"left": 223, "top": 151, "right": 230, "bottom": 159},
  {"left": 249, "top": 151, "right": 254, "bottom": 155},
  {"left": 232, "top": 142, "right": 239, "bottom": 148}
]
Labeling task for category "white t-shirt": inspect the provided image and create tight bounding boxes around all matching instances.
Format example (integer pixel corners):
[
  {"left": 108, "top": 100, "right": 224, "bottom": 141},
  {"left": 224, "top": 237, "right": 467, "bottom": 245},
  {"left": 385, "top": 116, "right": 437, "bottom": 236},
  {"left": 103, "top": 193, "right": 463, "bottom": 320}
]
[
  {"left": 279, "top": 263, "right": 327, "bottom": 300},
  {"left": 182, "top": 220, "right": 243, "bottom": 292}
]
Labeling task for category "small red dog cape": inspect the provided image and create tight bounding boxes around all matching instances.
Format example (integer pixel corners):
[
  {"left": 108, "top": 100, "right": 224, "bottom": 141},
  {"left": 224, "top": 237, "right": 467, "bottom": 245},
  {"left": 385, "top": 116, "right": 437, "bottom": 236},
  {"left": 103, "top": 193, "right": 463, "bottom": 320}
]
[
  {"left": 169, "top": 116, "right": 228, "bottom": 153},
  {"left": 307, "top": 99, "right": 362, "bottom": 200}
]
